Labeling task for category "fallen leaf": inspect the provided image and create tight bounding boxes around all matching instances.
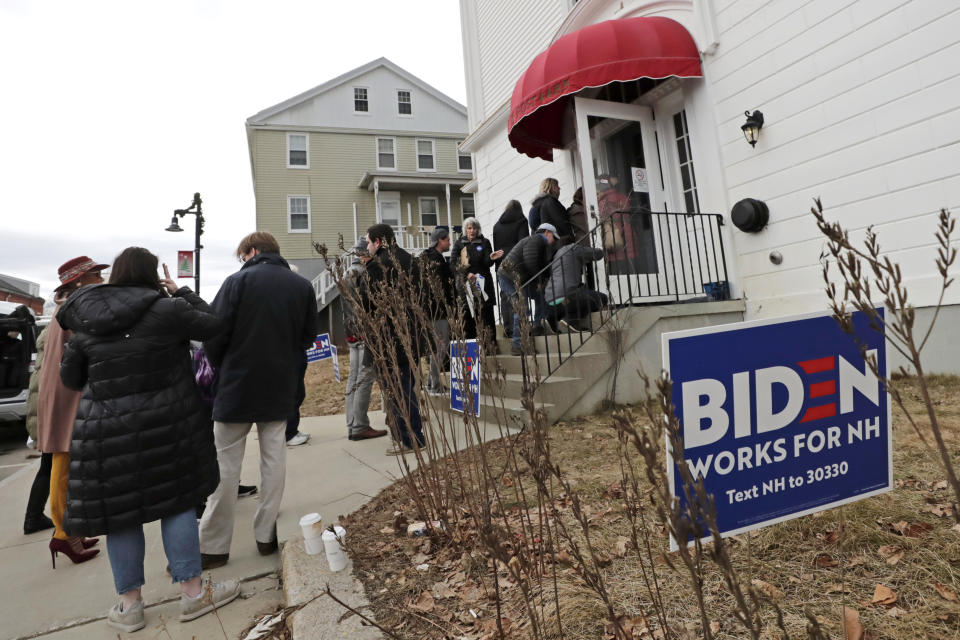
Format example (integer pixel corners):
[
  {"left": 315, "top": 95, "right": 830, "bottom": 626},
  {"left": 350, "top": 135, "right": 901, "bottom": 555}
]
[
  {"left": 410, "top": 591, "right": 434, "bottom": 612},
  {"left": 378, "top": 526, "right": 394, "bottom": 534},
  {"left": 709, "top": 621, "right": 721, "bottom": 633},
  {"left": 827, "top": 583, "right": 852, "bottom": 594},
  {"left": 751, "top": 578, "right": 784, "bottom": 600},
  {"left": 878, "top": 545, "right": 904, "bottom": 565},
  {"left": 431, "top": 581, "right": 456, "bottom": 599},
  {"left": 614, "top": 536, "right": 630, "bottom": 558},
  {"left": 848, "top": 555, "right": 867, "bottom": 567},
  {"left": 843, "top": 606, "right": 863, "bottom": 640},
  {"left": 904, "top": 522, "right": 934, "bottom": 537},
  {"left": 932, "top": 480, "right": 948, "bottom": 490},
  {"left": 922, "top": 503, "right": 952, "bottom": 518},
  {"left": 885, "top": 606, "right": 907, "bottom": 618},
  {"left": 933, "top": 582, "right": 959, "bottom": 602},
  {"left": 814, "top": 552, "right": 839, "bottom": 568},
  {"left": 871, "top": 583, "right": 897, "bottom": 606},
  {"left": 411, "top": 552, "right": 429, "bottom": 565},
  {"left": 953, "top": 523, "right": 960, "bottom": 534},
  {"left": 554, "top": 550, "right": 573, "bottom": 565}
]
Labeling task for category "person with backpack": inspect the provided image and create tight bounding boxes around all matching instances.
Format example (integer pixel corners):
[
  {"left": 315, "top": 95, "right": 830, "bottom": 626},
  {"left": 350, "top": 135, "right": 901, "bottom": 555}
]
[{"left": 498, "top": 223, "right": 559, "bottom": 355}]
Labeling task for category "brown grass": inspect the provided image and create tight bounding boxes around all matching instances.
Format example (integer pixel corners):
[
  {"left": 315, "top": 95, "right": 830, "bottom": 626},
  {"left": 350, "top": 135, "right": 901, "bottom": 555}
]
[
  {"left": 301, "top": 359, "right": 382, "bottom": 417},
  {"left": 341, "top": 375, "right": 960, "bottom": 639}
]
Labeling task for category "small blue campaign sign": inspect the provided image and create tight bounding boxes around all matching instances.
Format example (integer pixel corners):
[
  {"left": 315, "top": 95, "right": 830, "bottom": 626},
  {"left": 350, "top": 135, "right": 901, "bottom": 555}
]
[
  {"left": 450, "top": 339, "right": 481, "bottom": 417},
  {"left": 306, "top": 333, "right": 332, "bottom": 363},
  {"left": 331, "top": 345, "right": 341, "bottom": 383},
  {"left": 663, "top": 309, "right": 891, "bottom": 550}
]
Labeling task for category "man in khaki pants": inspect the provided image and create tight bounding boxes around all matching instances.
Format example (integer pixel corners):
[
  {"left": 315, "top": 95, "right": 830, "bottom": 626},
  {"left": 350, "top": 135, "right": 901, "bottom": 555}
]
[{"left": 198, "top": 232, "right": 318, "bottom": 568}]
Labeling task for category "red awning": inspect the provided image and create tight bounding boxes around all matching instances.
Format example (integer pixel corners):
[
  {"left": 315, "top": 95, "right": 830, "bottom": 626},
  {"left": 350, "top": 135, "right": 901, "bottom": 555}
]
[{"left": 508, "top": 16, "right": 702, "bottom": 161}]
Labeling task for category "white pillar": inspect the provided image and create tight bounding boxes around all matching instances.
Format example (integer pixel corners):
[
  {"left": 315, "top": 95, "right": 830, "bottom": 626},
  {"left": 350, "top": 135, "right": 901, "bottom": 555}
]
[
  {"left": 373, "top": 181, "right": 380, "bottom": 223},
  {"left": 445, "top": 183, "right": 452, "bottom": 227},
  {"left": 407, "top": 202, "right": 413, "bottom": 227},
  {"left": 352, "top": 202, "right": 358, "bottom": 242}
]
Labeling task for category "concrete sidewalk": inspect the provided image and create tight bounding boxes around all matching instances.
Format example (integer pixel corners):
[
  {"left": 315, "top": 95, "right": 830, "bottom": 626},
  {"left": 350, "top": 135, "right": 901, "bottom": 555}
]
[{"left": 0, "top": 411, "right": 403, "bottom": 640}]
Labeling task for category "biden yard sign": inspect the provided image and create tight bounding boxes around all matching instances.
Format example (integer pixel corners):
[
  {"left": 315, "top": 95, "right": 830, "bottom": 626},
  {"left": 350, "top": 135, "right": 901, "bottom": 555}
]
[{"left": 663, "top": 309, "right": 891, "bottom": 550}]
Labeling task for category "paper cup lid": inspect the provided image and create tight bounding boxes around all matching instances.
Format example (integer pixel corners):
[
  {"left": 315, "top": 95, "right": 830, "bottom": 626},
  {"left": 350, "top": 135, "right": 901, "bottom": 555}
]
[
  {"left": 299, "top": 512, "right": 321, "bottom": 526},
  {"left": 322, "top": 526, "right": 346, "bottom": 540}
]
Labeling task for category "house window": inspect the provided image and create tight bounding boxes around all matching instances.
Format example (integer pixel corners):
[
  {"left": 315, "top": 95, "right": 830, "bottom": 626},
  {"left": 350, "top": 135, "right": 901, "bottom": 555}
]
[
  {"left": 288, "top": 196, "right": 311, "bottom": 233},
  {"left": 457, "top": 143, "right": 472, "bottom": 172},
  {"left": 673, "top": 110, "right": 700, "bottom": 214},
  {"left": 287, "top": 133, "right": 308, "bottom": 168},
  {"left": 461, "top": 196, "right": 475, "bottom": 219},
  {"left": 353, "top": 87, "right": 368, "bottom": 113},
  {"left": 397, "top": 90, "right": 412, "bottom": 115},
  {"left": 416, "top": 139, "right": 435, "bottom": 171},
  {"left": 377, "top": 137, "right": 396, "bottom": 169},
  {"left": 419, "top": 197, "right": 439, "bottom": 227}
]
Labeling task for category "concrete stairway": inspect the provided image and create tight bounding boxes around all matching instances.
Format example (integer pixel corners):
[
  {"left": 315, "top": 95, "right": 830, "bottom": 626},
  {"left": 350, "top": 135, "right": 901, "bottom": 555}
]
[{"left": 424, "top": 300, "right": 746, "bottom": 429}]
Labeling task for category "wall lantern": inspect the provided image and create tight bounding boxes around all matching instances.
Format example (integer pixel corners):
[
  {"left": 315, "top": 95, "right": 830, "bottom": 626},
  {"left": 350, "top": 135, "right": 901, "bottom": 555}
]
[{"left": 741, "top": 110, "right": 764, "bottom": 147}]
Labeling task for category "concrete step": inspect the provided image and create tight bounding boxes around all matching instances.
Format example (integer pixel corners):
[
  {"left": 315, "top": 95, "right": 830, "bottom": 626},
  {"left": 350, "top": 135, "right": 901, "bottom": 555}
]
[
  {"left": 423, "top": 390, "right": 555, "bottom": 428},
  {"left": 487, "top": 349, "right": 610, "bottom": 376}
]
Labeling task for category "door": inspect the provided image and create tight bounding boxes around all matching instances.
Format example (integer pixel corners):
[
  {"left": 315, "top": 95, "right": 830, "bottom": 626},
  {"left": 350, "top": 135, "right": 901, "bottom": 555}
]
[{"left": 574, "top": 96, "right": 678, "bottom": 305}]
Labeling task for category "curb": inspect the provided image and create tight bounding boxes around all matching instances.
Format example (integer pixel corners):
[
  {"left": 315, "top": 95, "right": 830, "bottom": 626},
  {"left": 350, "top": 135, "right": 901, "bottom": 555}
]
[{"left": 282, "top": 536, "right": 384, "bottom": 639}]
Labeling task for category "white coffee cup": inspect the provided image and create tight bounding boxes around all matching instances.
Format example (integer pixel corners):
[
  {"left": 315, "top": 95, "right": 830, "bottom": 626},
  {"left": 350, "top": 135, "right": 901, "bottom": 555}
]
[
  {"left": 299, "top": 513, "right": 324, "bottom": 555},
  {"left": 322, "top": 526, "right": 348, "bottom": 571}
]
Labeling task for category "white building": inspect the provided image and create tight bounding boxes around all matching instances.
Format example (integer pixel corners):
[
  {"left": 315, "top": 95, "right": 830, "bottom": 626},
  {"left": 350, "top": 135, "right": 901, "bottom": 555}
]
[{"left": 459, "top": 0, "right": 960, "bottom": 371}]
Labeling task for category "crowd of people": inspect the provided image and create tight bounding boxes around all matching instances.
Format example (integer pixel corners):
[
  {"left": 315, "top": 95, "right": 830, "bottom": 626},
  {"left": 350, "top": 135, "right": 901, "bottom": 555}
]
[
  {"left": 17, "top": 174, "right": 617, "bottom": 632},
  {"left": 21, "top": 232, "right": 317, "bottom": 633}
]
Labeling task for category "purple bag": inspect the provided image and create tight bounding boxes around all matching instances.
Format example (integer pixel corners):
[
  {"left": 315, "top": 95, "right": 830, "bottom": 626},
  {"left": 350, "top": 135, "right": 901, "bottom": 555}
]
[{"left": 191, "top": 347, "right": 217, "bottom": 408}]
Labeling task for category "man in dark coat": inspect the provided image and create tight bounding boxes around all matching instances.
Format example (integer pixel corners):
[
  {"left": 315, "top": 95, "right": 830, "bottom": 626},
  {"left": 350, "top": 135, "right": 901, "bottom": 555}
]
[
  {"left": 199, "top": 231, "right": 318, "bottom": 567},
  {"left": 492, "top": 200, "right": 529, "bottom": 337},
  {"left": 359, "top": 224, "right": 425, "bottom": 454},
  {"left": 419, "top": 227, "right": 454, "bottom": 395},
  {"left": 498, "top": 223, "right": 558, "bottom": 355}
]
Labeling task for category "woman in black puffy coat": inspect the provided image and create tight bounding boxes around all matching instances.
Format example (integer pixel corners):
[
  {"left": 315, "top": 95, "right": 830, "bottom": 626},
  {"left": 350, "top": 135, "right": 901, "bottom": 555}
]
[
  {"left": 451, "top": 217, "right": 503, "bottom": 347},
  {"left": 58, "top": 247, "right": 239, "bottom": 632}
]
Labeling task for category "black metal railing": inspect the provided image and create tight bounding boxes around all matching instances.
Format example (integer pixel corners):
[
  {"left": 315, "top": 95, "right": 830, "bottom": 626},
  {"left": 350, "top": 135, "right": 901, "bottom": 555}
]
[{"left": 514, "top": 209, "right": 731, "bottom": 377}]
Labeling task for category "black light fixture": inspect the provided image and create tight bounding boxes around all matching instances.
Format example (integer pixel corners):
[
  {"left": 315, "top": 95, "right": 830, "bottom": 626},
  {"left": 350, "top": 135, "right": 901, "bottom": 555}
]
[
  {"left": 741, "top": 110, "right": 764, "bottom": 147},
  {"left": 164, "top": 193, "right": 204, "bottom": 294}
]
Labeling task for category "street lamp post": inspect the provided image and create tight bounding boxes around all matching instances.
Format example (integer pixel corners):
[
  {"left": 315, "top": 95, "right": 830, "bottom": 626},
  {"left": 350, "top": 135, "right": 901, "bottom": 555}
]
[{"left": 165, "top": 192, "right": 204, "bottom": 294}]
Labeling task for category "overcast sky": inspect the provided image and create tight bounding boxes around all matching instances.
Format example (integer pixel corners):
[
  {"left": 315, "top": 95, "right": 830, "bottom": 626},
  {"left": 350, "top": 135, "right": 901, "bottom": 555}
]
[{"left": 0, "top": 0, "right": 466, "bottom": 303}]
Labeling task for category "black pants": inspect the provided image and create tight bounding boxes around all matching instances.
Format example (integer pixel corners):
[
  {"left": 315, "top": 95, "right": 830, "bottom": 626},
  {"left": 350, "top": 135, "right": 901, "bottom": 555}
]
[
  {"left": 24, "top": 451, "right": 52, "bottom": 522},
  {"left": 548, "top": 289, "right": 608, "bottom": 326}
]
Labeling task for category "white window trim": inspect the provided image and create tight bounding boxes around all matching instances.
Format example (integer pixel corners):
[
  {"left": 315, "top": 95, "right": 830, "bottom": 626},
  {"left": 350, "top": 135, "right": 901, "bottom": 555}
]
[
  {"left": 457, "top": 142, "right": 472, "bottom": 173},
  {"left": 378, "top": 191, "right": 401, "bottom": 226},
  {"left": 460, "top": 195, "right": 475, "bottom": 218},
  {"left": 416, "top": 138, "right": 436, "bottom": 172},
  {"left": 397, "top": 88, "right": 413, "bottom": 118},
  {"left": 286, "top": 132, "right": 309, "bottom": 169},
  {"left": 418, "top": 196, "right": 440, "bottom": 227},
  {"left": 353, "top": 86, "right": 370, "bottom": 115},
  {"left": 287, "top": 195, "right": 311, "bottom": 234},
  {"left": 375, "top": 136, "right": 397, "bottom": 171}
]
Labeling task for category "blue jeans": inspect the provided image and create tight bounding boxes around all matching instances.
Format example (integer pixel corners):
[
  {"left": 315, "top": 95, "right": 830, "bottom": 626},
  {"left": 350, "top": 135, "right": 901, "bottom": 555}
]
[
  {"left": 106, "top": 508, "right": 202, "bottom": 594},
  {"left": 497, "top": 274, "right": 545, "bottom": 350},
  {"left": 387, "top": 362, "right": 424, "bottom": 449}
]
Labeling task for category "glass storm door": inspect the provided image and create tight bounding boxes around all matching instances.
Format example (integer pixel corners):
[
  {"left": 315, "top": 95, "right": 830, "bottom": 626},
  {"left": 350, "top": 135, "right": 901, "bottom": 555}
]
[{"left": 574, "top": 96, "right": 678, "bottom": 305}]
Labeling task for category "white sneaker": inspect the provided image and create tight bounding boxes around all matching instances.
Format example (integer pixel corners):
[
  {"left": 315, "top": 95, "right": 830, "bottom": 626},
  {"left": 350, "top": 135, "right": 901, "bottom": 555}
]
[
  {"left": 286, "top": 432, "right": 310, "bottom": 446},
  {"left": 107, "top": 598, "right": 145, "bottom": 633},
  {"left": 179, "top": 577, "right": 240, "bottom": 622}
]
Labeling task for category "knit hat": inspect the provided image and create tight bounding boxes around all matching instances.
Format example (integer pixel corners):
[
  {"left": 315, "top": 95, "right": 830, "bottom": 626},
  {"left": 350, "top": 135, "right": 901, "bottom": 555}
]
[{"left": 537, "top": 223, "right": 558, "bottom": 235}]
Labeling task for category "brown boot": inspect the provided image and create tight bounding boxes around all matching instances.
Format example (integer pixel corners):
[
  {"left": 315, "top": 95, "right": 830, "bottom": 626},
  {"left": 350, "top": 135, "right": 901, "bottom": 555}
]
[{"left": 349, "top": 427, "right": 388, "bottom": 441}]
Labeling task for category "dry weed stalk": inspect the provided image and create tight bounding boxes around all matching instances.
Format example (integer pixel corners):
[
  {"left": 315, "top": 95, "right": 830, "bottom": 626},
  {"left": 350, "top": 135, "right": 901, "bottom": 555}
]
[{"left": 812, "top": 200, "right": 960, "bottom": 520}]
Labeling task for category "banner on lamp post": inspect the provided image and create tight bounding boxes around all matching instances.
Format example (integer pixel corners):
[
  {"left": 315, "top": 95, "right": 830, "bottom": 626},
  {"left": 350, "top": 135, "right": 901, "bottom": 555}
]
[{"left": 177, "top": 251, "right": 194, "bottom": 279}]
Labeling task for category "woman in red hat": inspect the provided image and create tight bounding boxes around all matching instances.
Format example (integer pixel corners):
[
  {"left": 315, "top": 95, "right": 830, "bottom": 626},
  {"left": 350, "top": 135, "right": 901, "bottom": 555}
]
[{"left": 36, "top": 256, "right": 108, "bottom": 566}]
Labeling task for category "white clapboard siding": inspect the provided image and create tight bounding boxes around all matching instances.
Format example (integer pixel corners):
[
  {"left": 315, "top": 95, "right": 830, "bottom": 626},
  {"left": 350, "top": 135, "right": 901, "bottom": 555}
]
[
  {"left": 706, "top": 0, "right": 960, "bottom": 316},
  {"left": 473, "top": 0, "right": 568, "bottom": 116}
]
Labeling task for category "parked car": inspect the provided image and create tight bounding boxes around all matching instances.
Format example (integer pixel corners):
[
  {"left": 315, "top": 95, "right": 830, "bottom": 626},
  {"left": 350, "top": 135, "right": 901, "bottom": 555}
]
[{"left": 0, "top": 302, "right": 39, "bottom": 426}]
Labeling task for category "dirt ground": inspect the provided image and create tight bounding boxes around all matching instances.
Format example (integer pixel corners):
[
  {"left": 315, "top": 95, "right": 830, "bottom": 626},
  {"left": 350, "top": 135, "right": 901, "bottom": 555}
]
[
  {"left": 301, "top": 358, "right": 382, "bottom": 417},
  {"left": 339, "top": 375, "right": 960, "bottom": 639}
]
